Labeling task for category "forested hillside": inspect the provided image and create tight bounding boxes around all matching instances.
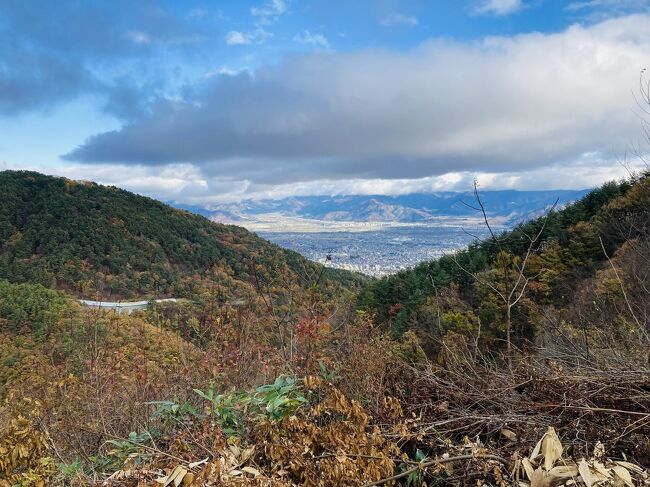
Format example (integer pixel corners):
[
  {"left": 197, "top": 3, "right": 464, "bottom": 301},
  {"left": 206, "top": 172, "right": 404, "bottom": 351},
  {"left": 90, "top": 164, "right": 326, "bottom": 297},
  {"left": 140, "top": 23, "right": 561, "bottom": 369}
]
[
  {"left": 358, "top": 178, "right": 641, "bottom": 352},
  {"left": 0, "top": 171, "right": 363, "bottom": 299},
  {"left": 1, "top": 173, "right": 648, "bottom": 486}
]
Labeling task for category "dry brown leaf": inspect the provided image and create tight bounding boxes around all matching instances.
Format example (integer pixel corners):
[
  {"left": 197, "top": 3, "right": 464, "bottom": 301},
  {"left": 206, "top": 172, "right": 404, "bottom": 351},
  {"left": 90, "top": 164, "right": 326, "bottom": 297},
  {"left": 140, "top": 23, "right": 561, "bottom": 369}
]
[
  {"left": 501, "top": 428, "right": 517, "bottom": 441},
  {"left": 522, "top": 457, "right": 536, "bottom": 480},
  {"left": 106, "top": 470, "right": 126, "bottom": 481},
  {"left": 614, "top": 461, "right": 644, "bottom": 474},
  {"left": 611, "top": 465, "right": 633, "bottom": 487},
  {"left": 181, "top": 472, "right": 195, "bottom": 486},
  {"left": 541, "top": 427, "right": 563, "bottom": 470},
  {"left": 548, "top": 464, "right": 578, "bottom": 479},
  {"left": 592, "top": 461, "right": 612, "bottom": 480},
  {"left": 171, "top": 467, "right": 188, "bottom": 487},
  {"left": 156, "top": 466, "right": 188, "bottom": 487},
  {"left": 530, "top": 467, "right": 552, "bottom": 487},
  {"left": 173, "top": 467, "right": 187, "bottom": 487},
  {"left": 531, "top": 436, "right": 544, "bottom": 460},
  {"left": 239, "top": 446, "right": 255, "bottom": 464},
  {"left": 188, "top": 458, "right": 208, "bottom": 469},
  {"left": 593, "top": 441, "right": 605, "bottom": 460},
  {"left": 242, "top": 466, "right": 261, "bottom": 477},
  {"left": 578, "top": 459, "right": 593, "bottom": 487}
]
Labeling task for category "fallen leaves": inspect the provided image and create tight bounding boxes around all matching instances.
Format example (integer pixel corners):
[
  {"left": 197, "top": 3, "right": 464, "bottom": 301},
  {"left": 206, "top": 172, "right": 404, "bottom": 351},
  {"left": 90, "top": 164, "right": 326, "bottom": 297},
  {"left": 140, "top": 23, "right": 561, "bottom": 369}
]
[
  {"left": 517, "top": 427, "right": 649, "bottom": 487},
  {"left": 530, "top": 427, "right": 563, "bottom": 471},
  {"left": 155, "top": 465, "right": 190, "bottom": 486}
]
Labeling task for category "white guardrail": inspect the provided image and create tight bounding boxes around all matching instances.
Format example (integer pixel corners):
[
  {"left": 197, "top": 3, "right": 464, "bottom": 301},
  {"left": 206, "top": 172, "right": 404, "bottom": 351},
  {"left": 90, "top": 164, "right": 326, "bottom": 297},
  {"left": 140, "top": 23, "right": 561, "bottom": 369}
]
[{"left": 79, "top": 298, "right": 178, "bottom": 314}]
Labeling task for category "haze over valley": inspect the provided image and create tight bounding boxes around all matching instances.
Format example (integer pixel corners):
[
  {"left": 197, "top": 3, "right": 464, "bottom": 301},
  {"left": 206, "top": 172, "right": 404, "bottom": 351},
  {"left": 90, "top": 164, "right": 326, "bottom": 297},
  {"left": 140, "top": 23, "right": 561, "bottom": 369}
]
[{"left": 177, "top": 189, "right": 588, "bottom": 275}]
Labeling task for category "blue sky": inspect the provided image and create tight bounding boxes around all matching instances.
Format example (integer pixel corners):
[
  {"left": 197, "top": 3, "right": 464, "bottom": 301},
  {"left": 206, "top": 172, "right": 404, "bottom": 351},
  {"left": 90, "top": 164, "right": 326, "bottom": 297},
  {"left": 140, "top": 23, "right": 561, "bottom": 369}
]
[{"left": 1, "top": 0, "right": 650, "bottom": 203}]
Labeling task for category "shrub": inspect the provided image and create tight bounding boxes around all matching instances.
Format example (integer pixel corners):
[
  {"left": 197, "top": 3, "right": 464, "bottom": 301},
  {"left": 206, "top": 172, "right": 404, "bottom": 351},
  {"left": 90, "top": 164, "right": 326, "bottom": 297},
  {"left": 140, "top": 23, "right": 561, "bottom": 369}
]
[{"left": 0, "top": 280, "right": 68, "bottom": 337}]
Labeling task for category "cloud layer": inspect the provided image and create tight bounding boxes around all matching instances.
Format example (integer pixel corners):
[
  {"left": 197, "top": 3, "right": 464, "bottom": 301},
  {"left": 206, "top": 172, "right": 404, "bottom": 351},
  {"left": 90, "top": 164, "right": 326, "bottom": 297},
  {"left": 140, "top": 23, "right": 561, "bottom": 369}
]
[
  {"left": 3, "top": 3, "right": 650, "bottom": 203},
  {"left": 4, "top": 151, "right": 639, "bottom": 204},
  {"left": 65, "top": 15, "right": 650, "bottom": 188},
  {"left": 0, "top": 0, "right": 205, "bottom": 116},
  {"left": 471, "top": 0, "right": 524, "bottom": 16}
]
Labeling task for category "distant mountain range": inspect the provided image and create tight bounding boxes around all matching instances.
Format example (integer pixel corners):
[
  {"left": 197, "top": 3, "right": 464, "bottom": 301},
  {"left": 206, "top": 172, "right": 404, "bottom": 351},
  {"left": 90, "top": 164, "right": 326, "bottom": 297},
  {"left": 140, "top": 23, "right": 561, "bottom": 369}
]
[{"left": 176, "top": 189, "right": 591, "bottom": 226}]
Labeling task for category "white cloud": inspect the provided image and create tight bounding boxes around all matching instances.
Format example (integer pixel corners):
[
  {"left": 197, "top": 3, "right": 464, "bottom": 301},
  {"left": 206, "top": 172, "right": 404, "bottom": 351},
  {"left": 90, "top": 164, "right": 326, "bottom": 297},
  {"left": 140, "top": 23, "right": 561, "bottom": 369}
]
[
  {"left": 187, "top": 8, "right": 208, "bottom": 19},
  {"left": 226, "top": 29, "right": 273, "bottom": 45},
  {"left": 251, "top": 0, "right": 287, "bottom": 24},
  {"left": 204, "top": 66, "right": 245, "bottom": 78},
  {"left": 225, "top": 1, "right": 286, "bottom": 49},
  {"left": 566, "top": 0, "right": 650, "bottom": 21},
  {"left": 293, "top": 30, "right": 330, "bottom": 48},
  {"left": 124, "top": 29, "right": 205, "bottom": 47},
  {"left": 204, "top": 151, "right": 642, "bottom": 201},
  {"left": 66, "top": 15, "right": 650, "bottom": 199},
  {"left": 568, "top": 0, "right": 650, "bottom": 10},
  {"left": 472, "top": 0, "right": 524, "bottom": 16},
  {"left": 380, "top": 13, "right": 418, "bottom": 27},
  {"left": 124, "top": 30, "right": 151, "bottom": 44},
  {"left": 226, "top": 31, "right": 251, "bottom": 45},
  {"left": 5, "top": 149, "right": 640, "bottom": 204}
]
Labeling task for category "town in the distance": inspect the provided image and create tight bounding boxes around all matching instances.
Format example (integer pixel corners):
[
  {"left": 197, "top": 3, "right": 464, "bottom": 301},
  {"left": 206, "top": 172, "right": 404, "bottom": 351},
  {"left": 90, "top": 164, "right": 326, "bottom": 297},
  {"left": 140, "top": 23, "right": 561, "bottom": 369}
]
[{"left": 177, "top": 189, "right": 588, "bottom": 275}]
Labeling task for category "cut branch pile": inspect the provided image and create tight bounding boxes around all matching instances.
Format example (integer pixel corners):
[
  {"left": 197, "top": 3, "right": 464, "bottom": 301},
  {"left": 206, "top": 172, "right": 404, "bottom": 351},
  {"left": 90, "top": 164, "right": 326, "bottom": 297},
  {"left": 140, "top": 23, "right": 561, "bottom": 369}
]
[
  {"left": 407, "top": 358, "right": 650, "bottom": 468},
  {"left": 95, "top": 369, "right": 649, "bottom": 486}
]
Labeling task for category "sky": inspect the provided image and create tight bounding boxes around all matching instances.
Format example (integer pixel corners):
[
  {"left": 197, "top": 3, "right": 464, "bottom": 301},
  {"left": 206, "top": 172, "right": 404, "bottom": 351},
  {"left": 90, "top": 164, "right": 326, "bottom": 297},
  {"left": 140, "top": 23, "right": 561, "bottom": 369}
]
[{"left": 1, "top": 0, "right": 650, "bottom": 204}]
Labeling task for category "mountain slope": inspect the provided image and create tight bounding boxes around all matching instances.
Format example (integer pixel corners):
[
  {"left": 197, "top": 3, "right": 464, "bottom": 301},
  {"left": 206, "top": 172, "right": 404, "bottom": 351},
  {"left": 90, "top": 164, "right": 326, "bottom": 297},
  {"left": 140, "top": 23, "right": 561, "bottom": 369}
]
[
  {"left": 194, "top": 189, "right": 590, "bottom": 224},
  {"left": 2, "top": 178, "right": 648, "bottom": 486},
  {"left": 0, "top": 171, "right": 364, "bottom": 299},
  {"left": 357, "top": 177, "right": 639, "bottom": 343}
]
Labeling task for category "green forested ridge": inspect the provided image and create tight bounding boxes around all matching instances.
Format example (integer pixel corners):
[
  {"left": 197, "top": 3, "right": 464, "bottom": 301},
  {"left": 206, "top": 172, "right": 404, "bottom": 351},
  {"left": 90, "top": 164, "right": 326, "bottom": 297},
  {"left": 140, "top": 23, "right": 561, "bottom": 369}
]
[
  {"left": 358, "top": 177, "right": 639, "bottom": 346},
  {"left": 0, "top": 170, "right": 364, "bottom": 299}
]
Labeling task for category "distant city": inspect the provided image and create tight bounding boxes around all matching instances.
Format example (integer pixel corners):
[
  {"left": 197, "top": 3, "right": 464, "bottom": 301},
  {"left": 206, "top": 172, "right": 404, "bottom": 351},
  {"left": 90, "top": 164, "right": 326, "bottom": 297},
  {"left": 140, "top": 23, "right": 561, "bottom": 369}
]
[
  {"left": 176, "top": 189, "right": 587, "bottom": 277},
  {"left": 258, "top": 224, "right": 496, "bottom": 277}
]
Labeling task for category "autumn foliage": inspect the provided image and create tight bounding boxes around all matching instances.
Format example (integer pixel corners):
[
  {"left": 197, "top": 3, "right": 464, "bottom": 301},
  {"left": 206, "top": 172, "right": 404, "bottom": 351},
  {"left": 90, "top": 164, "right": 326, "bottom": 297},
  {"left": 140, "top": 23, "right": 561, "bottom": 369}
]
[{"left": 1, "top": 173, "right": 650, "bottom": 485}]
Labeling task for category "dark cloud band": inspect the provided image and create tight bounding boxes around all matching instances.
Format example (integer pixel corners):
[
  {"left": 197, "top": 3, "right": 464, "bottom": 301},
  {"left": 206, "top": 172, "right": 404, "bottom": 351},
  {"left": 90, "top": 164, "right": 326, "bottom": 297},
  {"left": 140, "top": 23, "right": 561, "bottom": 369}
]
[{"left": 65, "top": 15, "right": 647, "bottom": 184}]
